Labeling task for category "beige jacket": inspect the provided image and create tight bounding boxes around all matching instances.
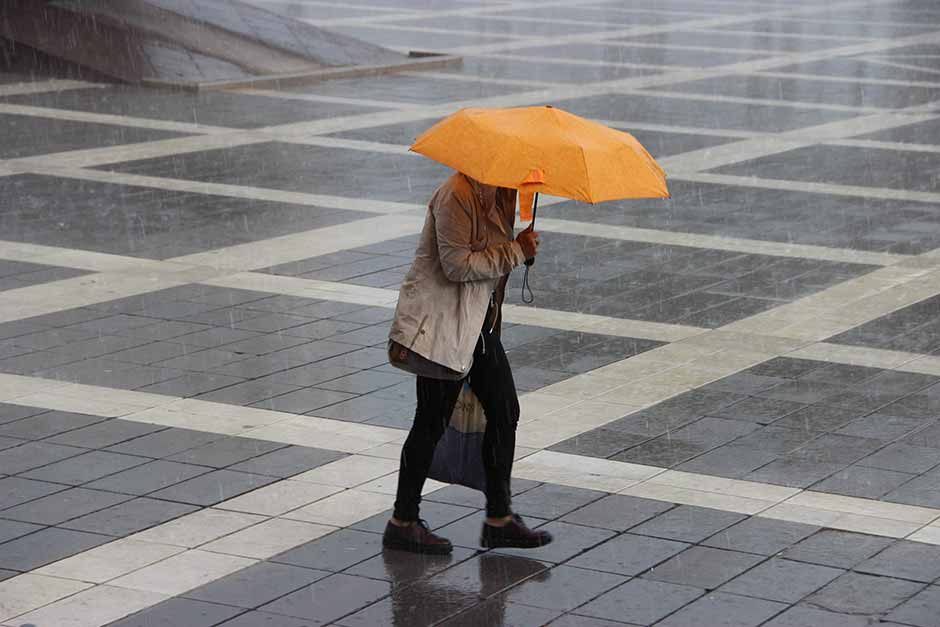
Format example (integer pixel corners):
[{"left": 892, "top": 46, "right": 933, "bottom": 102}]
[{"left": 389, "top": 173, "right": 525, "bottom": 375}]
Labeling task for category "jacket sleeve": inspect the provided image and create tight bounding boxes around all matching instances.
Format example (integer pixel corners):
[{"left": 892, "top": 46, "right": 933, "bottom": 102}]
[{"left": 434, "top": 195, "right": 526, "bottom": 283}]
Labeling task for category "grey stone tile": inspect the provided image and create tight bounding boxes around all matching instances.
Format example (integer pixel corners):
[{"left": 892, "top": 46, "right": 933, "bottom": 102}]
[
  {"left": 108, "top": 597, "right": 246, "bottom": 627},
  {"left": 271, "top": 528, "right": 384, "bottom": 572},
  {"left": 550, "top": 614, "right": 637, "bottom": 627},
  {"left": 856, "top": 541, "right": 940, "bottom": 583},
  {"left": 704, "top": 518, "right": 819, "bottom": 556},
  {"left": 156, "top": 348, "right": 249, "bottom": 371},
  {"left": 232, "top": 313, "right": 318, "bottom": 333},
  {"left": 575, "top": 577, "right": 701, "bottom": 625},
  {"left": 61, "top": 497, "right": 198, "bottom": 536},
  {"left": 259, "top": 573, "right": 391, "bottom": 623},
  {"left": 0, "top": 476, "right": 68, "bottom": 509},
  {"left": 0, "top": 441, "right": 87, "bottom": 474},
  {"left": 655, "top": 592, "right": 786, "bottom": 627},
  {"left": 0, "top": 403, "right": 47, "bottom": 425},
  {"left": 903, "top": 421, "right": 940, "bottom": 448},
  {"left": 139, "top": 372, "right": 247, "bottom": 398},
  {"left": 228, "top": 446, "right": 346, "bottom": 478},
  {"left": 170, "top": 326, "right": 262, "bottom": 349},
  {"left": 149, "top": 469, "right": 278, "bottom": 506},
  {"left": 858, "top": 442, "right": 940, "bottom": 474},
  {"left": 45, "top": 419, "right": 165, "bottom": 449},
  {"left": 810, "top": 465, "right": 915, "bottom": 498},
  {"left": 757, "top": 380, "right": 844, "bottom": 404},
  {"left": 723, "top": 425, "right": 819, "bottom": 455},
  {"left": 196, "top": 380, "right": 302, "bottom": 407},
  {"left": 548, "top": 429, "right": 650, "bottom": 458},
  {"left": 115, "top": 320, "right": 211, "bottom": 342},
  {"left": 216, "top": 611, "right": 320, "bottom": 627},
  {"left": 630, "top": 505, "right": 747, "bottom": 543},
  {"left": 493, "top": 520, "right": 615, "bottom": 564},
  {"left": 261, "top": 363, "right": 358, "bottom": 388},
  {"left": 644, "top": 546, "right": 764, "bottom": 590},
  {"left": 166, "top": 437, "right": 286, "bottom": 468},
  {"left": 789, "top": 433, "right": 883, "bottom": 465},
  {"left": 0, "top": 487, "right": 131, "bottom": 525},
  {"left": 424, "top": 484, "right": 486, "bottom": 510},
  {"left": 0, "top": 526, "right": 111, "bottom": 571},
  {"left": 352, "top": 501, "right": 476, "bottom": 536},
  {"left": 105, "top": 341, "right": 194, "bottom": 365},
  {"left": 705, "top": 373, "right": 789, "bottom": 395},
  {"left": 436, "top": 598, "right": 560, "bottom": 627},
  {"left": 835, "top": 413, "right": 927, "bottom": 440},
  {"left": 806, "top": 572, "right": 925, "bottom": 615},
  {"left": 20, "top": 451, "right": 150, "bottom": 485},
  {"left": 510, "top": 484, "right": 605, "bottom": 519},
  {"left": 720, "top": 558, "right": 843, "bottom": 603},
  {"left": 800, "top": 363, "right": 885, "bottom": 386},
  {"left": 345, "top": 546, "right": 476, "bottom": 586},
  {"left": 711, "top": 397, "right": 806, "bottom": 425},
  {"left": 185, "top": 562, "right": 331, "bottom": 609},
  {"left": 676, "top": 444, "right": 779, "bottom": 478},
  {"left": 885, "top": 473, "right": 940, "bottom": 508},
  {"left": 316, "top": 394, "right": 413, "bottom": 423},
  {"left": 763, "top": 606, "right": 874, "bottom": 627},
  {"left": 774, "top": 404, "right": 887, "bottom": 435},
  {"left": 783, "top": 530, "right": 894, "bottom": 569},
  {"left": 316, "top": 370, "right": 409, "bottom": 395},
  {"left": 0, "top": 411, "right": 105, "bottom": 440},
  {"left": 281, "top": 319, "right": 363, "bottom": 340},
  {"left": 745, "top": 458, "right": 844, "bottom": 488},
  {"left": 609, "top": 438, "right": 710, "bottom": 467},
  {"left": 499, "top": 564, "right": 626, "bottom": 612},
  {"left": 85, "top": 460, "right": 212, "bottom": 496},
  {"left": 561, "top": 495, "right": 673, "bottom": 532},
  {"left": 886, "top": 585, "right": 940, "bottom": 627},
  {"left": 0, "top": 519, "right": 44, "bottom": 544},
  {"left": 567, "top": 533, "right": 689, "bottom": 577},
  {"left": 106, "top": 428, "right": 223, "bottom": 458}
]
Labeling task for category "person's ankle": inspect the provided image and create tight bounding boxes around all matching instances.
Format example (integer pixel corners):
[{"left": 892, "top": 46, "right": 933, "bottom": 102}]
[
  {"left": 390, "top": 517, "right": 415, "bottom": 527},
  {"left": 485, "top": 515, "right": 514, "bottom": 527}
]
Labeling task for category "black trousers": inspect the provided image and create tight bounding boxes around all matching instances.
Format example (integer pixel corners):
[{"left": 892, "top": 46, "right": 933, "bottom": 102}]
[{"left": 393, "top": 327, "right": 520, "bottom": 521}]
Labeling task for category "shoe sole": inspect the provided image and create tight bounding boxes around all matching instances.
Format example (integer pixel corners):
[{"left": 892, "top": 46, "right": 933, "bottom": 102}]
[
  {"left": 383, "top": 539, "right": 453, "bottom": 555},
  {"left": 480, "top": 536, "right": 553, "bottom": 549}
]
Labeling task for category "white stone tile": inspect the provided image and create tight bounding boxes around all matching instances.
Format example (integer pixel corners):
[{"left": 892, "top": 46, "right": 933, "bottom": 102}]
[
  {"left": 202, "top": 518, "right": 335, "bottom": 559},
  {"left": 518, "top": 391, "right": 576, "bottom": 424},
  {"left": 216, "top": 480, "right": 343, "bottom": 517},
  {"left": 596, "top": 381, "right": 691, "bottom": 407},
  {"left": 292, "top": 456, "right": 401, "bottom": 488},
  {"left": 357, "top": 472, "right": 447, "bottom": 496},
  {"left": 7, "top": 391, "right": 146, "bottom": 418},
  {"left": 283, "top": 489, "right": 392, "bottom": 527},
  {"left": 129, "top": 509, "right": 265, "bottom": 548},
  {"left": 0, "top": 373, "right": 70, "bottom": 402},
  {"left": 0, "top": 574, "right": 92, "bottom": 623},
  {"left": 245, "top": 416, "right": 405, "bottom": 453},
  {"left": 758, "top": 502, "right": 849, "bottom": 528},
  {"left": 126, "top": 406, "right": 264, "bottom": 436},
  {"left": 356, "top": 443, "right": 403, "bottom": 460},
  {"left": 650, "top": 471, "right": 799, "bottom": 503},
  {"left": 52, "top": 384, "right": 173, "bottom": 409},
  {"left": 907, "top": 525, "right": 940, "bottom": 546},
  {"left": 620, "top": 482, "right": 771, "bottom": 515},
  {"left": 9, "top": 585, "right": 167, "bottom": 627},
  {"left": 109, "top": 550, "right": 255, "bottom": 596},
  {"left": 203, "top": 273, "right": 400, "bottom": 307},
  {"left": 36, "top": 538, "right": 184, "bottom": 584},
  {"left": 787, "top": 491, "right": 939, "bottom": 524}
]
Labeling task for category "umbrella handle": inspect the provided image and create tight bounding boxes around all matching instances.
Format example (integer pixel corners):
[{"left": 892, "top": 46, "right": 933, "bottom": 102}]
[
  {"left": 521, "top": 193, "right": 538, "bottom": 304},
  {"left": 523, "top": 193, "right": 539, "bottom": 268}
]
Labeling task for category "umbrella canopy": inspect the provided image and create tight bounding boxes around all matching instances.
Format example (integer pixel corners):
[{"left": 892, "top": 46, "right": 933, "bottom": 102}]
[{"left": 410, "top": 105, "right": 669, "bottom": 220}]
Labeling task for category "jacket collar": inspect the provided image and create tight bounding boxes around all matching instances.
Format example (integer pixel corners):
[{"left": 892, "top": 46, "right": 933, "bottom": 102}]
[{"left": 463, "top": 174, "right": 515, "bottom": 237}]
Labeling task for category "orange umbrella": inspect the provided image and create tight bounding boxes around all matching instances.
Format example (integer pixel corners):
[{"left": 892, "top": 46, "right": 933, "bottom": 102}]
[{"left": 410, "top": 105, "right": 669, "bottom": 223}]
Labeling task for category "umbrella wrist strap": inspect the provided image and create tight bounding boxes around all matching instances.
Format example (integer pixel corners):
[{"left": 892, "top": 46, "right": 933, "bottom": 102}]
[{"left": 521, "top": 266, "right": 534, "bottom": 304}]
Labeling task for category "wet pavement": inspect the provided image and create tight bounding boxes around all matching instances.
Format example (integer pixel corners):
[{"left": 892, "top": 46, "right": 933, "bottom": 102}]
[{"left": 3, "top": 0, "right": 940, "bottom": 625}]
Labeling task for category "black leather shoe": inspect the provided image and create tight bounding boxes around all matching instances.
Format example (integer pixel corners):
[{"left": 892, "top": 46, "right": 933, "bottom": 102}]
[
  {"left": 481, "top": 514, "right": 553, "bottom": 549},
  {"left": 383, "top": 519, "right": 453, "bottom": 555}
]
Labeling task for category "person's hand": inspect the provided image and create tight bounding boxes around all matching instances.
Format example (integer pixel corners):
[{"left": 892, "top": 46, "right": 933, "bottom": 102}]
[{"left": 516, "top": 227, "right": 540, "bottom": 260}]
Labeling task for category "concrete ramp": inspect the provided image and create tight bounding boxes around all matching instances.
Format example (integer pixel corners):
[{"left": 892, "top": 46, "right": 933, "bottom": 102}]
[{"left": 0, "top": 0, "right": 458, "bottom": 89}]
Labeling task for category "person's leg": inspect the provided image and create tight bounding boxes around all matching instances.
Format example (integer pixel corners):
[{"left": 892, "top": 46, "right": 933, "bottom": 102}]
[
  {"left": 471, "top": 330, "right": 553, "bottom": 549},
  {"left": 392, "top": 375, "right": 462, "bottom": 522},
  {"left": 466, "top": 331, "right": 518, "bottom": 521}
]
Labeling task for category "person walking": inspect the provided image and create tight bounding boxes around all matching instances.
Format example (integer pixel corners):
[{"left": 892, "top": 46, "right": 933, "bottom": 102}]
[{"left": 383, "top": 171, "right": 553, "bottom": 555}]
